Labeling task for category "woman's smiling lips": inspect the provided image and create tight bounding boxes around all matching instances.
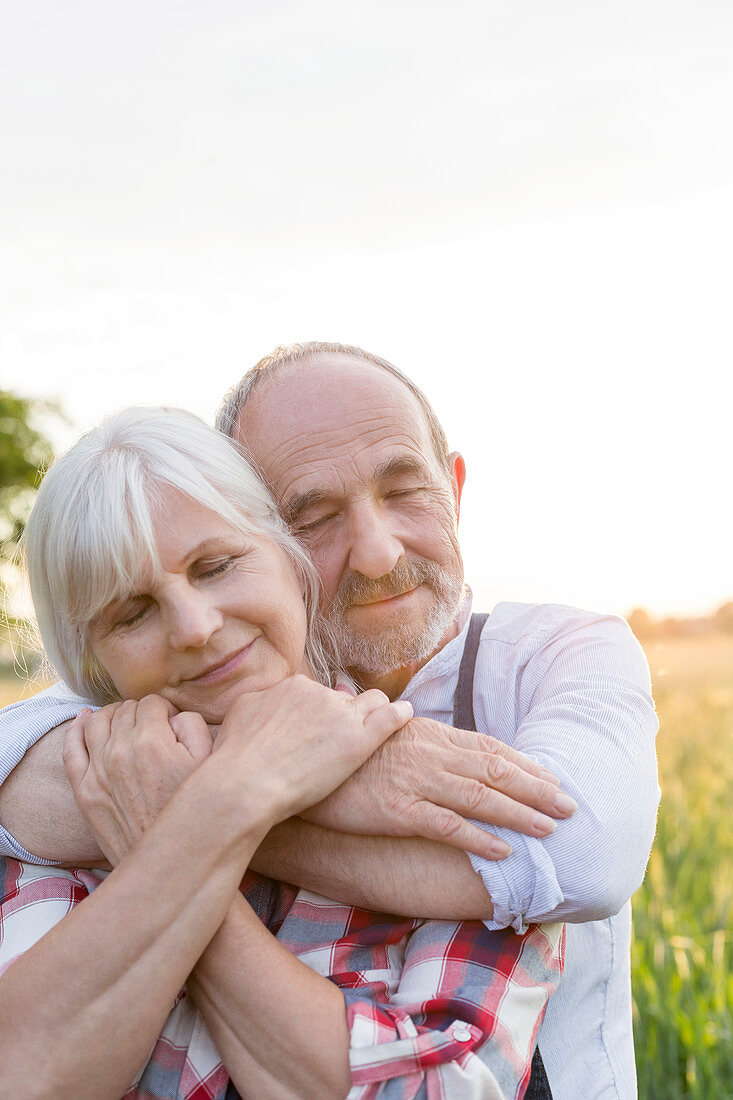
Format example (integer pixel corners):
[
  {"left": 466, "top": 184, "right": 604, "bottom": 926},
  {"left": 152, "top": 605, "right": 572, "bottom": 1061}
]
[{"left": 183, "top": 641, "right": 257, "bottom": 686}]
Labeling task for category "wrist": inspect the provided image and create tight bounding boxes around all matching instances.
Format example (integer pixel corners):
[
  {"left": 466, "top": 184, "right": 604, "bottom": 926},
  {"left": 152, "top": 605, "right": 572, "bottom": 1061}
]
[{"left": 190, "top": 751, "right": 288, "bottom": 851}]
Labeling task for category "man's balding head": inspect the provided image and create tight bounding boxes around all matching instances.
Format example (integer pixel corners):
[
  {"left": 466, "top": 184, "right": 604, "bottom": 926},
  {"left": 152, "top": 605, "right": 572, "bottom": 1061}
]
[
  {"left": 216, "top": 341, "right": 451, "bottom": 475},
  {"left": 216, "top": 343, "right": 466, "bottom": 696}
]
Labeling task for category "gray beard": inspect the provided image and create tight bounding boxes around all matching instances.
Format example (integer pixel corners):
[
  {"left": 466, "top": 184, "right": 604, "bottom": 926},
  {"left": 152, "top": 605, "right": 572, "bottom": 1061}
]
[{"left": 325, "top": 558, "right": 465, "bottom": 676}]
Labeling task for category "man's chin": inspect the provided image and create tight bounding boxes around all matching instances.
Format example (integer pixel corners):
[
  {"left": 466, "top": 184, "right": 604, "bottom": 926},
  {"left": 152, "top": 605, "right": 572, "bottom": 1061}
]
[{"left": 332, "top": 596, "right": 460, "bottom": 677}]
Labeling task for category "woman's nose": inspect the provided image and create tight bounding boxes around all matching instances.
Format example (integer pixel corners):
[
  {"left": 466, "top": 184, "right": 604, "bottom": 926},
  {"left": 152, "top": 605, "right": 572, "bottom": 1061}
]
[{"left": 166, "top": 588, "right": 223, "bottom": 650}]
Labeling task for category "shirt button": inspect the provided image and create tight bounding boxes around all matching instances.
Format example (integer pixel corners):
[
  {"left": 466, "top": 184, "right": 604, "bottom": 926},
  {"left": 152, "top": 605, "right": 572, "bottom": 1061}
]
[{"left": 452, "top": 1024, "right": 472, "bottom": 1042}]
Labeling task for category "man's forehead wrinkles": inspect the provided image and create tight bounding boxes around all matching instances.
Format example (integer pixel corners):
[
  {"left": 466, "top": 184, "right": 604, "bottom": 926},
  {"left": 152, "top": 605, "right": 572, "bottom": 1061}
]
[
  {"left": 284, "top": 409, "right": 414, "bottom": 453},
  {"left": 266, "top": 421, "right": 427, "bottom": 483}
]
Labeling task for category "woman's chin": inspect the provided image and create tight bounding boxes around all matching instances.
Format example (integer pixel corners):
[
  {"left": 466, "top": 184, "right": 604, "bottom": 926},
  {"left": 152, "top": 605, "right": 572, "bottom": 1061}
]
[{"left": 179, "top": 668, "right": 300, "bottom": 723}]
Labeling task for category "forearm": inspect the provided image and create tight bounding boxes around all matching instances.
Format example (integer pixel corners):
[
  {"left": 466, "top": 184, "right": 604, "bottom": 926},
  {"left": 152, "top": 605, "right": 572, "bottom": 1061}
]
[
  {"left": 187, "top": 893, "right": 351, "bottom": 1100},
  {"left": 252, "top": 819, "right": 493, "bottom": 919},
  {"left": 0, "top": 722, "right": 103, "bottom": 864},
  {"left": 0, "top": 771, "right": 266, "bottom": 1098}
]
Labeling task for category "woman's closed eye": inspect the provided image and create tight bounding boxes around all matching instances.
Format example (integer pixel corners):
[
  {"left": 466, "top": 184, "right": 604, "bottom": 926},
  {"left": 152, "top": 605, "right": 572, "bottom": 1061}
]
[
  {"left": 115, "top": 599, "right": 152, "bottom": 629},
  {"left": 197, "top": 557, "right": 238, "bottom": 580}
]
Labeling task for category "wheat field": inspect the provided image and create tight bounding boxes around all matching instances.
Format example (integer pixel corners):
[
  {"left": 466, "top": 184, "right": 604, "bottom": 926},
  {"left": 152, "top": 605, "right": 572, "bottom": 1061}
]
[
  {"left": 1, "top": 633, "right": 732, "bottom": 1096},
  {"left": 633, "top": 634, "right": 733, "bottom": 1097}
]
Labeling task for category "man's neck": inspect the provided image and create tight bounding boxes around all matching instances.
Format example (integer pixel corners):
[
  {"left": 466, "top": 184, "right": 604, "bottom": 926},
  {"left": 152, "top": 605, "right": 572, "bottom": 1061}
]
[{"left": 352, "top": 663, "right": 421, "bottom": 701}]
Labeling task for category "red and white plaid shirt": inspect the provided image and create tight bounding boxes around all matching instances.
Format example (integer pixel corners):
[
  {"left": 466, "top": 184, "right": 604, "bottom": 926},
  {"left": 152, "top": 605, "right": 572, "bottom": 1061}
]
[{"left": 0, "top": 859, "right": 564, "bottom": 1099}]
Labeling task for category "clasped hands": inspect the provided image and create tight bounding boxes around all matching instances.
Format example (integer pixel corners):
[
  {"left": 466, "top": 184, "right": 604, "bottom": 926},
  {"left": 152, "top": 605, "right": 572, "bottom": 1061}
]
[{"left": 63, "top": 676, "right": 576, "bottom": 868}]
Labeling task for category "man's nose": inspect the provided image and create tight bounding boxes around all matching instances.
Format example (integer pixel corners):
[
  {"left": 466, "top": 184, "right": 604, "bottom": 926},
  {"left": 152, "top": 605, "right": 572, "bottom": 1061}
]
[
  {"left": 347, "top": 503, "right": 404, "bottom": 579},
  {"left": 166, "top": 588, "right": 223, "bottom": 650}
]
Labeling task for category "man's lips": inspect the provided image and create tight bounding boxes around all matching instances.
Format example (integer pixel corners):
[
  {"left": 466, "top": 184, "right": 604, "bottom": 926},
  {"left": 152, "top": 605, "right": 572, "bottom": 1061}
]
[
  {"left": 182, "top": 641, "right": 256, "bottom": 686},
  {"left": 348, "top": 586, "right": 420, "bottom": 608}
]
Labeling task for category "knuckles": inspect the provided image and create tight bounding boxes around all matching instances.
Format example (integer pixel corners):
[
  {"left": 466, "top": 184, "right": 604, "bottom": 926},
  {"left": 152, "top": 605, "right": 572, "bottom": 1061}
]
[
  {"left": 425, "top": 805, "right": 467, "bottom": 844},
  {"left": 534, "top": 778, "right": 559, "bottom": 806},
  {"left": 462, "top": 777, "right": 494, "bottom": 815},
  {"left": 484, "top": 754, "right": 509, "bottom": 783}
]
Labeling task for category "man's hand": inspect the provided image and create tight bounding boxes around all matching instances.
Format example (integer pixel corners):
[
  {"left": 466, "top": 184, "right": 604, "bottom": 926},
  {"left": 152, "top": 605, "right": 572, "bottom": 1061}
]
[{"left": 302, "top": 716, "right": 577, "bottom": 860}]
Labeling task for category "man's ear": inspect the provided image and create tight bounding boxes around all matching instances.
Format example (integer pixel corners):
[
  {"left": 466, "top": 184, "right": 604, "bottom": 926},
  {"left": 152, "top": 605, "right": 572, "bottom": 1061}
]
[{"left": 449, "top": 452, "right": 466, "bottom": 523}]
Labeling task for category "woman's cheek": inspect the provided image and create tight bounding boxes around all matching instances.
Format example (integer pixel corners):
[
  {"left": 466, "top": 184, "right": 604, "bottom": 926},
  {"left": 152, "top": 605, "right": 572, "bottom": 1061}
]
[{"left": 109, "top": 641, "right": 168, "bottom": 700}]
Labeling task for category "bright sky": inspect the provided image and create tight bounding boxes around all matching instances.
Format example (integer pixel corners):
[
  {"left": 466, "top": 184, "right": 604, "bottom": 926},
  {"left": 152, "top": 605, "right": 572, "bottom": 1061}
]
[{"left": 2, "top": 0, "right": 731, "bottom": 618}]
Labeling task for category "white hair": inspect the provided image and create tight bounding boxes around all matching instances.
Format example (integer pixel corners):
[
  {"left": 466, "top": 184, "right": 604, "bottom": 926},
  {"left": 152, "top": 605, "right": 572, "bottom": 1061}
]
[{"left": 22, "top": 406, "right": 339, "bottom": 703}]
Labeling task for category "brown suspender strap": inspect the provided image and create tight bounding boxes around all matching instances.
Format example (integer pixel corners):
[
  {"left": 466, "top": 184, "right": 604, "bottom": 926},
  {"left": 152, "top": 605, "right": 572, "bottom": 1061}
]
[{"left": 453, "top": 612, "right": 553, "bottom": 1100}]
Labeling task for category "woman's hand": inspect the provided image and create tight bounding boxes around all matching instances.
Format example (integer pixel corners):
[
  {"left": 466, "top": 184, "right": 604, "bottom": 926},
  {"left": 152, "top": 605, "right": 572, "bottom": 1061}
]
[
  {"left": 212, "top": 675, "right": 413, "bottom": 826},
  {"left": 63, "top": 695, "right": 214, "bottom": 865}
]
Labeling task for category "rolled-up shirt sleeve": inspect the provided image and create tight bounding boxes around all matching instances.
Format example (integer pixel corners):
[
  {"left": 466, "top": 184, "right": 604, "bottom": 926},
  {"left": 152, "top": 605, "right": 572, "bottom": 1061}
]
[
  {"left": 0, "top": 685, "right": 93, "bottom": 863},
  {"left": 467, "top": 611, "right": 660, "bottom": 932}
]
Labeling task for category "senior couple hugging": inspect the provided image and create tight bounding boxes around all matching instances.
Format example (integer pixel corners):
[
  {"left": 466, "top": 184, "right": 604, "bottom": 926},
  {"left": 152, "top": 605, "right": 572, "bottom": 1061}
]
[{"left": 0, "top": 342, "right": 659, "bottom": 1100}]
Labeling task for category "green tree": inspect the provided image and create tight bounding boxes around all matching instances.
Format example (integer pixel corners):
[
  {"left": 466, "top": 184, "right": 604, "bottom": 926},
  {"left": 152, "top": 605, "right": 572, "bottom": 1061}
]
[
  {"left": 0, "top": 389, "right": 57, "bottom": 670},
  {"left": 0, "top": 388, "right": 56, "bottom": 556}
]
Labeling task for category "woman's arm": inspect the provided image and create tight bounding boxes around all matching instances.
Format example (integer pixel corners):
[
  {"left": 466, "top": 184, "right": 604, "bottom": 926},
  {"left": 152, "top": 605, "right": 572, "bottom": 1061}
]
[
  {"left": 187, "top": 893, "right": 352, "bottom": 1099},
  {"left": 0, "top": 684, "right": 409, "bottom": 1098},
  {"left": 0, "top": 765, "right": 266, "bottom": 1099}
]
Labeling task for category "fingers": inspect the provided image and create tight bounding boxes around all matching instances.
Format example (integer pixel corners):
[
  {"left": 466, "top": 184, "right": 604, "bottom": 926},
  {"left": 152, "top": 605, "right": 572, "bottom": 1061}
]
[
  {"left": 412, "top": 802, "right": 513, "bottom": 861},
  {"left": 135, "top": 694, "right": 179, "bottom": 721},
  {"left": 80, "top": 702, "right": 125, "bottom": 757},
  {"left": 169, "top": 712, "right": 214, "bottom": 761},
  {"left": 351, "top": 688, "right": 391, "bottom": 718},
  {"left": 353, "top": 689, "right": 413, "bottom": 741},
  {"left": 361, "top": 699, "right": 414, "bottom": 748},
  {"left": 62, "top": 709, "right": 93, "bottom": 787},
  {"left": 441, "top": 750, "right": 577, "bottom": 823},
  {"left": 424, "top": 768, "right": 566, "bottom": 838},
  {"left": 449, "top": 726, "right": 560, "bottom": 785}
]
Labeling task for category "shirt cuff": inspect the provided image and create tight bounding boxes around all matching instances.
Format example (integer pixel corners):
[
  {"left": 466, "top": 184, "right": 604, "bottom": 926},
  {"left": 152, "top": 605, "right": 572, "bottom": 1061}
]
[
  {"left": 0, "top": 824, "right": 63, "bottom": 865},
  {"left": 0, "top": 695, "right": 94, "bottom": 786},
  {"left": 0, "top": 691, "right": 95, "bottom": 865},
  {"left": 467, "top": 824, "right": 564, "bottom": 934}
]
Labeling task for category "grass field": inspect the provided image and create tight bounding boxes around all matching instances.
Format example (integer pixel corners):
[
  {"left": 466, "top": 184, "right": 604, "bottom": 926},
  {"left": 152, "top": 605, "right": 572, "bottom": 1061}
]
[
  {"left": 633, "top": 635, "right": 733, "bottom": 1098},
  {"left": 1, "top": 635, "right": 732, "bottom": 1096}
]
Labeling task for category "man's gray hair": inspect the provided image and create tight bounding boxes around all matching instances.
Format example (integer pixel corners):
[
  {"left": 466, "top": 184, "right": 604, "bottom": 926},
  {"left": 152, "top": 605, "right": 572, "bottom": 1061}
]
[{"left": 215, "top": 341, "right": 451, "bottom": 473}]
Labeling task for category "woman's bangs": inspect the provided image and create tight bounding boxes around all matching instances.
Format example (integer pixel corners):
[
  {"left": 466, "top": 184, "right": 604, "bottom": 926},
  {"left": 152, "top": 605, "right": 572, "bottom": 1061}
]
[{"left": 68, "top": 477, "right": 164, "bottom": 628}]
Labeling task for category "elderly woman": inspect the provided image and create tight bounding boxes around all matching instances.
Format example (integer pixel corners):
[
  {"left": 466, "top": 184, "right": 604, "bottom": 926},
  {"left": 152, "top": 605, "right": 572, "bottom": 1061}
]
[{"left": 0, "top": 408, "right": 562, "bottom": 1099}]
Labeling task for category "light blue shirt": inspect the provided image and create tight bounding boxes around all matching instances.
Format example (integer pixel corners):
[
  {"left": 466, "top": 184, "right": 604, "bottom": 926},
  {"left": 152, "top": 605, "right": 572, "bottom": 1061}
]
[{"left": 0, "top": 599, "right": 659, "bottom": 1099}]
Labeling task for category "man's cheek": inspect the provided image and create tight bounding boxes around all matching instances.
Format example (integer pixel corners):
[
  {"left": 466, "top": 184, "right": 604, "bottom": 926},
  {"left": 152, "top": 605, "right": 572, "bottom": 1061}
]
[{"left": 307, "top": 546, "right": 343, "bottom": 602}]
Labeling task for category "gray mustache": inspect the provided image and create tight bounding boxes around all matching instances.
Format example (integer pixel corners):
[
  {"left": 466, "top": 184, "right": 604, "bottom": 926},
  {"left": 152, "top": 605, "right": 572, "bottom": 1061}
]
[{"left": 332, "top": 560, "right": 443, "bottom": 611}]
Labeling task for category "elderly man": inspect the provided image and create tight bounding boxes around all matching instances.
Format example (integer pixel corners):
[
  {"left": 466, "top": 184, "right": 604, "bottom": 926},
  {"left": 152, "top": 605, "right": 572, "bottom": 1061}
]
[{"left": 0, "top": 342, "right": 658, "bottom": 1099}]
